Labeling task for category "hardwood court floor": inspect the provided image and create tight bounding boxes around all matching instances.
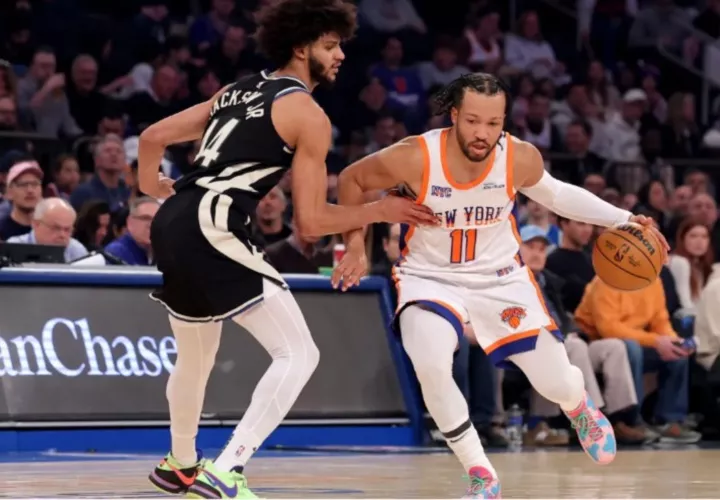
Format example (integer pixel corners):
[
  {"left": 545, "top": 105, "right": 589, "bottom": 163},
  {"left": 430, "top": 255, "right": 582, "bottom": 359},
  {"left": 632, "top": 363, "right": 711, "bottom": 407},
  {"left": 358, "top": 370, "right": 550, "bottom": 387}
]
[{"left": 0, "top": 447, "right": 718, "bottom": 498}]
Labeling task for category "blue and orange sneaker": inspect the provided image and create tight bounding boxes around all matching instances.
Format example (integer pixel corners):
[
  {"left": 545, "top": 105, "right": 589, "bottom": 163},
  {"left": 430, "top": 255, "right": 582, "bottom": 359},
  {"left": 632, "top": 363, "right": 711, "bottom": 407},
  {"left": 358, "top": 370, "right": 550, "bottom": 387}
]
[
  {"left": 463, "top": 466, "right": 501, "bottom": 499},
  {"left": 565, "top": 392, "right": 617, "bottom": 465},
  {"left": 148, "top": 451, "right": 204, "bottom": 495}
]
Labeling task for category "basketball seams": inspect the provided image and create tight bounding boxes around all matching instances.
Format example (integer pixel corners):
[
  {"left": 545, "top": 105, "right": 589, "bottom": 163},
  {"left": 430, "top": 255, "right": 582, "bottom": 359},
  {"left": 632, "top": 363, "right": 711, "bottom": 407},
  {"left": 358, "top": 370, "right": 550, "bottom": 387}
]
[
  {"left": 593, "top": 240, "right": 652, "bottom": 284},
  {"left": 608, "top": 231, "right": 659, "bottom": 275}
]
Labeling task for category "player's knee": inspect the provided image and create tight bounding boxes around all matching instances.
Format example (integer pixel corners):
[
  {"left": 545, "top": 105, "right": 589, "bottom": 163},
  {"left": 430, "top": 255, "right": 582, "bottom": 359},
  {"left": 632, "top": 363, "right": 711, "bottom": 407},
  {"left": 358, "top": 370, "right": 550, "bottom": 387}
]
[{"left": 533, "top": 363, "right": 585, "bottom": 405}]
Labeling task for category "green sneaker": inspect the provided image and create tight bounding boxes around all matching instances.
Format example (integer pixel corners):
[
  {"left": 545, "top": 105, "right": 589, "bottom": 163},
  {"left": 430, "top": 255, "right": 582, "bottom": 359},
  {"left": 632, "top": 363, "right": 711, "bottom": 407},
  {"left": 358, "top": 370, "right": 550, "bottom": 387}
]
[
  {"left": 148, "top": 451, "right": 203, "bottom": 495},
  {"left": 187, "top": 460, "right": 257, "bottom": 499}
]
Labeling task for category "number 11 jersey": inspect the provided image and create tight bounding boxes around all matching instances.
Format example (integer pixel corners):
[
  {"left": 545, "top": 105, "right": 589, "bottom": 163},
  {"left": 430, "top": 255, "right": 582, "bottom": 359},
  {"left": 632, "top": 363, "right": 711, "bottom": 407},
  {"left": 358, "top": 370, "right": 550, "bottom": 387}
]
[
  {"left": 173, "top": 70, "right": 309, "bottom": 217},
  {"left": 395, "top": 128, "right": 523, "bottom": 287}
]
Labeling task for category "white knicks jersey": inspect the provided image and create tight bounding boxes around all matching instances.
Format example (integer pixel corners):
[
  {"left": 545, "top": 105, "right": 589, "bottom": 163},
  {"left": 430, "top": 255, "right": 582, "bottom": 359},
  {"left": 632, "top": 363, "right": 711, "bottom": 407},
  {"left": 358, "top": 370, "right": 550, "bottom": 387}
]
[{"left": 395, "top": 128, "right": 523, "bottom": 285}]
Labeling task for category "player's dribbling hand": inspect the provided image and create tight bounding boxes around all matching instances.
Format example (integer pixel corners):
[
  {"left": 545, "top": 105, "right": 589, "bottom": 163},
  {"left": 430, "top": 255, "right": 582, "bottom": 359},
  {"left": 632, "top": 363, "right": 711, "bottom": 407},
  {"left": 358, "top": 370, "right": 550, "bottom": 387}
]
[
  {"left": 145, "top": 173, "right": 176, "bottom": 200},
  {"left": 628, "top": 214, "right": 670, "bottom": 263},
  {"left": 331, "top": 248, "right": 368, "bottom": 291},
  {"left": 378, "top": 196, "right": 440, "bottom": 226}
]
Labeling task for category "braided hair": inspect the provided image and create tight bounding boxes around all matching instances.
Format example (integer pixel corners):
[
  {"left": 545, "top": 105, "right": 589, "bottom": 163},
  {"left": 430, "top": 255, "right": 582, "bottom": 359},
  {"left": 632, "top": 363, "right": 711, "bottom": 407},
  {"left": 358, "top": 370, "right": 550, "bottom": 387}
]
[{"left": 432, "top": 73, "right": 512, "bottom": 116}]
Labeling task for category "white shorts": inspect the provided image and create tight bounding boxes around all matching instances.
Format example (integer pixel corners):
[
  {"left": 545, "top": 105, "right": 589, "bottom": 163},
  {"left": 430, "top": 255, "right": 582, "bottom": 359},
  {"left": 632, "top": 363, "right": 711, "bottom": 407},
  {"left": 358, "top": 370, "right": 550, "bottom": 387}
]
[{"left": 392, "top": 264, "right": 562, "bottom": 366}]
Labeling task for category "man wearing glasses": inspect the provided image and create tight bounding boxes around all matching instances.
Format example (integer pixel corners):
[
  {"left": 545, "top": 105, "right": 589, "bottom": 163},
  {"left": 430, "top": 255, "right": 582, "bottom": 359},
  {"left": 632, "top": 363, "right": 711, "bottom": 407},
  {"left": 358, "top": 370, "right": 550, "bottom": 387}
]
[
  {"left": 6, "top": 197, "right": 88, "bottom": 262},
  {"left": 0, "top": 161, "right": 43, "bottom": 240},
  {"left": 104, "top": 196, "right": 159, "bottom": 265}
]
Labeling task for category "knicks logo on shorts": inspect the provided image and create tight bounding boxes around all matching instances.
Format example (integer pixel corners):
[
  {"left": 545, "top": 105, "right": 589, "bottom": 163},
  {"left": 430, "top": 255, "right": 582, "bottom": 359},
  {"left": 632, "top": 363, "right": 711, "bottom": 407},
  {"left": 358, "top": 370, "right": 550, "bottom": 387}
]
[{"left": 500, "top": 306, "right": 527, "bottom": 329}]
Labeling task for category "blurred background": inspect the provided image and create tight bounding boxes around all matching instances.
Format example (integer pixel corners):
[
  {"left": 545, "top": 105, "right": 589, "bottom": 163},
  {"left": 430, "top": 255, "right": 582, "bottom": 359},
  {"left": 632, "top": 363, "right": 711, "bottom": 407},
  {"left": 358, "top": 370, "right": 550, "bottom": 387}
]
[{"left": 0, "top": 0, "right": 719, "bottom": 453}]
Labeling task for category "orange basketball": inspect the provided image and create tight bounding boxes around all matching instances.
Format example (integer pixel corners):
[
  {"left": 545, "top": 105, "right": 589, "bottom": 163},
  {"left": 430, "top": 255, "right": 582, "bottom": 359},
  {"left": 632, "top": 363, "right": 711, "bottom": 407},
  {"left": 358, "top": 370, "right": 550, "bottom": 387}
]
[{"left": 592, "top": 222, "right": 663, "bottom": 291}]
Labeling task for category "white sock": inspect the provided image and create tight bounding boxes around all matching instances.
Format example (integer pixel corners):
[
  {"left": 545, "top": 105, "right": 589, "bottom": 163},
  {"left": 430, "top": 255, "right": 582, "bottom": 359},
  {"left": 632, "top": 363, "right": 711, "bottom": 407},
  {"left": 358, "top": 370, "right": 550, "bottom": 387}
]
[
  {"left": 400, "top": 306, "right": 497, "bottom": 477},
  {"left": 213, "top": 284, "right": 320, "bottom": 471},
  {"left": 166, "top": 316, "right": 222, "bottom": 467}
]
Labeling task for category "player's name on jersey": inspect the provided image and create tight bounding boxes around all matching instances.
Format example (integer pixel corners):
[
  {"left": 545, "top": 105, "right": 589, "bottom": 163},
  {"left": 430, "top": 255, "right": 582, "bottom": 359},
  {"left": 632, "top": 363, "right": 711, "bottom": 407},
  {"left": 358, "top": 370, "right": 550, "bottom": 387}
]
[{"left": 210, "top": 88, "right": 263, "bottom": 116}]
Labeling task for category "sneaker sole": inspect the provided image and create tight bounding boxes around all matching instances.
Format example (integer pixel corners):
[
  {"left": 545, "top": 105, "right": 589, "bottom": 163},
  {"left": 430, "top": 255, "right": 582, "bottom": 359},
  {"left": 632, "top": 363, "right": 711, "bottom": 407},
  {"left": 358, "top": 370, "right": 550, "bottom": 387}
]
[{"left": 148, "top": 473, "right": 188, "bottom": 496}]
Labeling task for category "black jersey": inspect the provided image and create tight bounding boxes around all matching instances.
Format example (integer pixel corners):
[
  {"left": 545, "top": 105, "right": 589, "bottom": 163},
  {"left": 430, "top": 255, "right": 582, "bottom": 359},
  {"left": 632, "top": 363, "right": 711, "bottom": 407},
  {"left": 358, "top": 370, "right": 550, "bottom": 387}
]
[{"left": 173, "top": 70, "right": 310, "bottom": 216}]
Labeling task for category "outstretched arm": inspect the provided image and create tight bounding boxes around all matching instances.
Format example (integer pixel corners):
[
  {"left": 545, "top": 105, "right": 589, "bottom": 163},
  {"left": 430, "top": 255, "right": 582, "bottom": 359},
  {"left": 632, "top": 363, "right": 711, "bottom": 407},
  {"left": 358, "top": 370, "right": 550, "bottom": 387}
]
[
  {"left": 514, "top": 140, "right": 670, "bottom": 254},
  {"left": 290, "top": 102, "right": 436, "bottom": 238}
]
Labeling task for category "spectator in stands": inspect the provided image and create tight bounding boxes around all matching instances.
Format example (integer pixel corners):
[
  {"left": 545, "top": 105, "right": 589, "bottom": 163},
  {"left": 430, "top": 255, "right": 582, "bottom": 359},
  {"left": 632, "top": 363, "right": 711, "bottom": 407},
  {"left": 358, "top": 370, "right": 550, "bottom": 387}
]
[
  {"left": 628, "top": 0, "right": 693, "bottom": 54},
  {"left": 66, "top": 54, "right": 108, "bottom": 135},
  {"left": 579, "top": 0, "right": 638, "bottom": 69},
  {"left": 255, "top": 187, "right": 291, "bottom": 246},
  {"left": 504, "top": 10, "right": 563, "bottom": 82},
  {"left": 16, "top": 46, "right": 82, "bottom": 138},
  {"left": 461, "top": 7, "right": 503, "bottom": 73},
  {"left": 126, "top": 64, "right": 180, "bottom": 133},
  {"left": 370, "top": 37, "right": 425, "bottom": 133},
  {"left": 97, "top": 105, "right": 127, "bottom": 137},
  {"left": 694, "top": 0, "right": 720, "bottom": 39},
  {"left": 633, "top": 180, "right": 669, "bottom": 234},
  {"left": 358, "top": 0, "right": 427, "bottom": 36},
  {"left": 668, "top": 219, "right": 714, "bottom": 316},
  {"left": 0, "top": 159, "right": 42, "bottom": 240},
  {"left": 606, "top": 89, "right": 645, "bottom": 164},
  {"left": 586, "top": 60, "right": 621, "bottom": 114},
  {"left": 516, "top": 93, "right": 561, "bottom": 154},
  {"left": 0, "top": 60, "right": 17, "bottom": 99},
  {"left": 73, "top": 200, "right": 111, "bottom": 252},
  {"left": 686, "top": 193, "right": 720, "bottom": 262},
  {"left": 48, "top": 154, "right": 80, "bottom": 201},
  {"left": 684, "top": 169, "right": 713, "bottom": 197},
  {"left": 365, "top": 113, "right": 401, "bottom": 155},
  {"left": 189, "top": 0, "right": 236, "bottom": 53},
  {"left": 104, "top": 196, "right": 159, "bottom": 265},
  {"left": 265, "top": 224, "right": 333, "bottom": 274},
  {"left": 520, "top": 198, "right": 561, "bottom": 249},
  {"left": 582, "top": 173, "right": 606, "bottom": 197},
  {"left": 417, "top": 37, "right": 470, "bottom": 90},
  {"left": 552, "top": 82, "right": 608, "bottom": 158},
  {"left": 520, "top": 226, "right": 647, "bottom": 445},
  {"left": 640, "top": 67, "right": 667, "bottom": 124},
  {"left": 694, "top": 262, "right": 720, "bottom": 394},
  {"left": 0, "top": 96, "right": 21, "bottom": 132},
  {"left": 207, "top": 23, "right": 264, "bottom": 83},
  {"left": 6, "top": 197, "right": 87, "bottom": 262},
  {"left": 133, "top": 0, "right": 170, "bottom": 48},
  {"left": 574, "top": 275, "right": 702, "bottom": 443},
  {"left": 545, "top": 217, "right": 595, "bottom": 313},
  {"left": 70, "top": 134, "right": 130, "bottom": 213},
  {"left": 662, "top": 93, "right": 701, "bottom": 159}
]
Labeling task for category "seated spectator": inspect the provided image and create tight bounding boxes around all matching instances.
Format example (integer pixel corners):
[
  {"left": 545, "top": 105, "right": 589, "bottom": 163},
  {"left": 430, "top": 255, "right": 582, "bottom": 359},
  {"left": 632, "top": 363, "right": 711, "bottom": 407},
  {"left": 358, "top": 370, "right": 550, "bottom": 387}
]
[
  {"left": 126, "top": 64, "right": 180, "bottom": 133},
  {"left": 66, "top": 54, "right": 108, "bottom": 135},
  {"left": 632, "top": 179, "right": 670, "bottom": 235},
  {"left": 695, "top": 262, "right": 720, "bottom": 389},
  {"left": 628, "top": 0, "right": 692, "bottom": 55},
  {"left": 551, "top": 121, "right": 606, "bottom": 185},
  {"left": 254, "top": 187, "right": 291, "bottom": 246},
  {"left": 265, "top": 224, "right": 333, "bottom": 274},
  {"left": 460, "top": 7, "right": 503, "bottom": 73},
  {"left": 585, "top": 60, "right": 621, "bottom": 115},
  {"left": 417, "top": 38, "right": 470, "bottom": 90},
  {"left": 668, "top": 219, "right": 714, "bottom": 317},
  {"left": 104, "top": 196, "right": 159, "bottom": 265},
  {"left": 358, "top": 0, "right": 427, "bottom": 36},
  {"left": 686, "top": 193, "right": 720, "bottom": 262},
  {"left": 519, "top": 198, "right": 561, "bottom": 250},
  {"left": 188, "top": 0, "right": 236, "bottom": 53},
  {"left": 0, "top": 159, "right": 42, "bottom": 240},
  {"left": 516, "top": 93, "right": 562, "bottom": 154},
  {"left": 545, "top": 217, "right": 595, "bottom": 313},
  {"left": 662, "top": 93, "right": 701, "bottom": 159},
  {"left": 504, "top": 11, "right": 564, "bottom": 82},
  {"left": 70, "top": 134, "right": 131, "bottom": 213},
  {"left": 6, "top": 197, "right": 87, "bottom": 262},
  {"left": 370, "top": 37, "right": 425, "bottom": 133},
  {"left": 48, "top": 154, "right": 80, "bottom": 201},
  {"left": 574, "top": 275, "right": 702, "bottom": 443},
  {"left": 204, "top": 23, "right": 264, "bottom": 83},
  {"left": 73, "top": 200, "right": 111, "bottom": 252},
  {"left": 520, "top": 226, "right": 647, "bottom": 446},
  {"left": 16, "top": 46, "right": 82, "bottom": 138}
]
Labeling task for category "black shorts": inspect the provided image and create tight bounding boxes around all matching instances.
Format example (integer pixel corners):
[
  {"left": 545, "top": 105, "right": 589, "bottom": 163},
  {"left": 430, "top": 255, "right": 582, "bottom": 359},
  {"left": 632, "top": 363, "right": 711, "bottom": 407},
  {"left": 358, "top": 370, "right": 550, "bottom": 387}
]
[{"left": 149, "top": 189, "right": 287, "bottom": 322}]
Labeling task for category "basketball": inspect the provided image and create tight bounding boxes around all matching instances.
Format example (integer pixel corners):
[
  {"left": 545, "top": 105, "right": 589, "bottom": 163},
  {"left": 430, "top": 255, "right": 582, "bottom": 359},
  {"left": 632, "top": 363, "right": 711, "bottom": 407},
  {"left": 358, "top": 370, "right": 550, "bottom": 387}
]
[{"left": 592, "top": 222, "right": 663, "bottom": 291}]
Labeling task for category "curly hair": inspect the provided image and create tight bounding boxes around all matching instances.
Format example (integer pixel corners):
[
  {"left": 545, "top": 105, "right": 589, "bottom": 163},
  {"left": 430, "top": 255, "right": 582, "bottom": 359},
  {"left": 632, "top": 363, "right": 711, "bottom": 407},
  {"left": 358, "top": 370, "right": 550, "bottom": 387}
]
[
  {"left": 255, "top": 0, "right": 357, "bottom": 68},
  {"left": 433, "top": 73, "right": 511, "bottom": 115}
]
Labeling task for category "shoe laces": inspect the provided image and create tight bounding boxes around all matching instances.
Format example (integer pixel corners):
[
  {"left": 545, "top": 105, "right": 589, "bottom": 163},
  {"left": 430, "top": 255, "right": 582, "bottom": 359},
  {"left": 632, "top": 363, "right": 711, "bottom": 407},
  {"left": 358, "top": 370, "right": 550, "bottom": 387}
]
[
  {"left": 571, "top": 413, "right": 603, "bottom": 442},
  {"left": 464, "top": 472, "right": 488, "bottom": 496}
]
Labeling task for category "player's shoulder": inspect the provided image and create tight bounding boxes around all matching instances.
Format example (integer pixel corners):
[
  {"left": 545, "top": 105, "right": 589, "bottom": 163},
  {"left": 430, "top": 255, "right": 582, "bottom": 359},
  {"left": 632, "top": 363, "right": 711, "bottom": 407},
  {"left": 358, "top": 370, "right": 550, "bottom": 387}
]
[{"left": 507, "top": 134, "right": 542, "bottom": 169}]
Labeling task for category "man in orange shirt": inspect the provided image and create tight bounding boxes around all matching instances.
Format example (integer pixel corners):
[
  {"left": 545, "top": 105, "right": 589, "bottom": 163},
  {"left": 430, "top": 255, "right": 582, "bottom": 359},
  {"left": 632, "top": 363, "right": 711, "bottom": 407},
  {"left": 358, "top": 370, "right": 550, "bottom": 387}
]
[{"left": 575, "top": 275, "right": 701, "bottom": 443}]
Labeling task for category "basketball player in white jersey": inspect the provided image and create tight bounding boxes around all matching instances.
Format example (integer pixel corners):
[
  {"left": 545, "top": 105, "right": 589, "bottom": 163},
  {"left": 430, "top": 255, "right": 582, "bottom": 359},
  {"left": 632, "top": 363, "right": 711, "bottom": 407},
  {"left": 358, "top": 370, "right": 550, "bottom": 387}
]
[{"left": 335, "top": 73, "right": 669, "bottom": 498}]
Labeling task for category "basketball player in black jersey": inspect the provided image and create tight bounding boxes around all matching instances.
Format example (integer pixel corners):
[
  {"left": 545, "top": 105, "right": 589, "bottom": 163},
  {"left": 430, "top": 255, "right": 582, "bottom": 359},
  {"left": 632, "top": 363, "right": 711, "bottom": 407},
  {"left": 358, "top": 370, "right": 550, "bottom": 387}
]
[{"left": 137, "top": 0, "right": 437, "bottom": 498}]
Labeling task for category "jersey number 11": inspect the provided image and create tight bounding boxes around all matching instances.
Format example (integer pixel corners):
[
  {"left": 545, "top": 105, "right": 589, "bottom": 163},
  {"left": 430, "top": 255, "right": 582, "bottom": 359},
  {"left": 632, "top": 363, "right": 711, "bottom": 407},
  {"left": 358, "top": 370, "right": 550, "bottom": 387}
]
[{"left": 449, "top": 229, "right": 477, "bottom": 264}]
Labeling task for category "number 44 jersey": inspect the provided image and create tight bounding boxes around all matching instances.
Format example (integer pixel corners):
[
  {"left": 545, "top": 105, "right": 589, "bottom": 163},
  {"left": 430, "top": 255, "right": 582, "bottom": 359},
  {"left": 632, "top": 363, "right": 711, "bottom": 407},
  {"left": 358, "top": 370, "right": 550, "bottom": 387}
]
[{"left": 173, "top": 70, "right": 310, "bottom": 216}]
